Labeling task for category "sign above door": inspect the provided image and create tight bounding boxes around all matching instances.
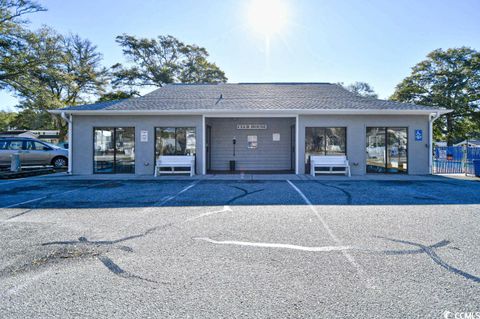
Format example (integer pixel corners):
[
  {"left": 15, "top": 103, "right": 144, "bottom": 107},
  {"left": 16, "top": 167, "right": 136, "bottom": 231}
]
[{"left": 237, "top": 124, "right": 267, "bottom": 130}]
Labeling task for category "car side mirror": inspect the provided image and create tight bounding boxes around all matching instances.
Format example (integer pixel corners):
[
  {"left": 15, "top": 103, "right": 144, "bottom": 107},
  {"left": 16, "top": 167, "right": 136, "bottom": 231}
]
[{"left": 43, "top": 146, "right": 51, "bottom": 151}]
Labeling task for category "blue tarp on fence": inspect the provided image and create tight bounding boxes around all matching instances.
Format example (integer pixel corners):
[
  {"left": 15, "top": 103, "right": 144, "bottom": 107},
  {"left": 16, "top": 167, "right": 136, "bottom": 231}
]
[
  {"left": 434, "top": 146, "right": 480, "bottom": 161},
  {"left": 433, "top": 146, "right": 480, "bottom": 174}
]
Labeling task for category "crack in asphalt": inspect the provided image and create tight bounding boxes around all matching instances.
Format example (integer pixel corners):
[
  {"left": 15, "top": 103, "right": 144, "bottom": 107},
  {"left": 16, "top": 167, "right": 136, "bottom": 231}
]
[
  {"left": 226, "top": 185, "right": 264, "bottom": 204},
  {"left": 32, "top": 182, "right": 257, "bottom": 283},
  {"left": 42, "top": 223, "right": 174, "bottom": 248},
  {"left": 6, "top": 208, "right": 37, "bottom": 220},
  {"left": 307, "top": 180, "right": 453, "bottom": 205},
  {"left": 194, "top": 233, "right": 480, "bottom": 284},
  {"left": 39, "top": 224, "right": 176, "bottom": 284},
  {"left": 312, "top": 181, "right": 353, "bottom": 204},
  {"left": 31, "top": 182, "right": 200, "bottom": 284},
  {"left": 6, "top": 179, "right": 478, "bottom": 290},
  {"left": 4, "top": 181, "right": 113, "bottom": 220},
  {"left": 0, "top": 246, "right": 103, "bottom": 279},
  {"left": 380, "top": 239, "right": 451, "bottom": 255},
  {"left": 97, "top": 255, "right": 157, "bottom": 283},
  {"left": 377, "top": 236, "right": 480, "bottom": 283}
]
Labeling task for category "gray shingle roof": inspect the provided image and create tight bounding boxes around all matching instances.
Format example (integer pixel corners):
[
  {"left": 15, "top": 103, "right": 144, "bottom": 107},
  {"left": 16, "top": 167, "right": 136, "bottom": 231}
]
[{"left": 60, "top": 83, "right": 445, "bottom": 112}]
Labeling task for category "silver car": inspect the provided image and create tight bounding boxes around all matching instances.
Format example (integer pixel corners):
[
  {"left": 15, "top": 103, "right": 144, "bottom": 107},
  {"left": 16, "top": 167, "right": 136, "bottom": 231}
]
[{"left": 0, "top": 137, "right": 68, "bottom": 168}]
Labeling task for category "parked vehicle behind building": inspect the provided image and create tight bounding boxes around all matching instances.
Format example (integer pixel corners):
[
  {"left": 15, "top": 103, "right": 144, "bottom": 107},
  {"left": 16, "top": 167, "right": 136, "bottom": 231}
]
[{"left": 0, "top": 137, "right": 68, "bottom": 168}]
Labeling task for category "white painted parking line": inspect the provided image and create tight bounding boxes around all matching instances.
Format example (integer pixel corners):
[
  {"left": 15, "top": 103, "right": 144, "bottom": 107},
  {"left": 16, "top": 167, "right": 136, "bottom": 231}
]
[
  {"left": 3, "top": 196, "right": 48, "bottom": 209},
  {"left": 286, "top": 180, "right": 376, "bottom": 289},
  {"left": 0, "top": 176, "right": 42, "bottom": 186},
  {"left": 0, "top": 174, "right": 60, "bottom": 185},
  {"left": 1, "top": 181, "right": 111, "bottom": 209},
  {"left": 154, "top": 181, "right": 200, "bottom": 207},
  {"left": 184, "top": 206, "right": 232, "bottom": 222},
  {"left": 194, "top": 237, "right": 352, "bottom": 252}
]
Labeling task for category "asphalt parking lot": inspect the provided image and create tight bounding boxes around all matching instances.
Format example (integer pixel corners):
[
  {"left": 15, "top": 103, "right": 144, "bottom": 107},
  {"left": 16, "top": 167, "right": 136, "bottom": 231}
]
[{"left": 1, "top": 177, "right": 479, "bottom": 318}]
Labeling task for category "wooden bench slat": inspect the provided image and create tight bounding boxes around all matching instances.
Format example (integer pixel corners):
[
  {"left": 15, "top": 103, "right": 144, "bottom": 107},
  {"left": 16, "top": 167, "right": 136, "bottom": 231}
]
[
  {"left": 310, "top": 155, "right": 351, "bottom": 177},
  {"left": 155, "top": 155, "right": 195, "bottom": 177}
]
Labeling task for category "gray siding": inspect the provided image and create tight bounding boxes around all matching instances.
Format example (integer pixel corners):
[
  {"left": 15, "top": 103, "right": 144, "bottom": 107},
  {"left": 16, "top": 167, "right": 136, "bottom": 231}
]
[
  {"left": 72, "top": 115, "right": 203, "bottom": 175},
  {"left": 71, "top": 114, "right": 431, "bottom": 176},
  {"left": 297, "top": 114, "right": 430, "bottom": 175},
  {"left": 206, "top": 118, "right": 295, "bottom": 171}
]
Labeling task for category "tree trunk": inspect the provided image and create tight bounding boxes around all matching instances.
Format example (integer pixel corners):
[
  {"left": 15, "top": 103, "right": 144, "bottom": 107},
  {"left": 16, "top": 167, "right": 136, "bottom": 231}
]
[
  {"left": 54, "top": 115, "right": 68, "bottom": 142},
  {"left": 446, "top": 114, "right": 454, "bottom": 146}
]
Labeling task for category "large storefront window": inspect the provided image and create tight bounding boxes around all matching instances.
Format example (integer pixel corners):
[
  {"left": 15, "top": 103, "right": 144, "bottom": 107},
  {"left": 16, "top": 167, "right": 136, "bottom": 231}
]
[
  {"left": 155, "top": 127, "right": 196, "bottom": 157},
  {"left": 94, "top": 127, "right": 135, "bottom": 174},
  {"left": 366, "top": 127, "right": 407, "bottom": 174},
  {"left": 305, "top": 127, "right": 346, "bottom": 172}
]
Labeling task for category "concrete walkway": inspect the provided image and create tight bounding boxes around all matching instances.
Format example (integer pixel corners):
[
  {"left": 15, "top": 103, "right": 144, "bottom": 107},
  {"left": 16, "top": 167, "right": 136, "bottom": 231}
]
[{"left": 6, "top": 171, "right": 478, "bottom": 182}]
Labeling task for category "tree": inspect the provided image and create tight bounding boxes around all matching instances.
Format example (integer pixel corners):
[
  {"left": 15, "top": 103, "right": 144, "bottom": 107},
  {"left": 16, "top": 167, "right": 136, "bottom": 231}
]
[
  {"left": 0, "top": 0, "right": 44, "bottom": 25},
  {"left": 0, "top": 110, "right": 16, "bottom": 130},
  {"left": 112, "top": 34, "right": 227, "bottom": 89},
  {"left": 3, "top": 27, "right": 109, "bottom": 139},
  {"left": 10, "top": 108, "right": 56, "bottom": 130},
  {"left": 391, "top": 47, "right": 480, "bottom": 145},
  {"left": 0, "top": 0, "right": 46, "bottom": 88},
  {"left": 343, "top": 82, "right": 378, "bottom": 98},
  {"left": 96, "top": 89, "right": 139, "bottom": 102}
]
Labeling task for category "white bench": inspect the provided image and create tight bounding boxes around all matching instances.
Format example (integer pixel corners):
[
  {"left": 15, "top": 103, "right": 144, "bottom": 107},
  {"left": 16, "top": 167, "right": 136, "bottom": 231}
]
[
  {"left": 154, "top": 155, "right": 195, "bottom": 177},
  {"left": 310, "top": 155, "right": 351, "bottom": 177}
]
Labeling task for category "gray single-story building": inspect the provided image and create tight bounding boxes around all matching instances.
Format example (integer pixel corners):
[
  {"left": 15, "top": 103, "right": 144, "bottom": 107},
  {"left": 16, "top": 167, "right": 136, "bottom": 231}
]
[{"left": 51, "top": 83, "right": 450, "bottom": 176}]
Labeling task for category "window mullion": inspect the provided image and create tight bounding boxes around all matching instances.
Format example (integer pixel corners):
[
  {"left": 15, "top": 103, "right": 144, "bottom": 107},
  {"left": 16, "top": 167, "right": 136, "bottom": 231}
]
[
  {"left": 175, "top": 128, "right": 178, "bottom": 155},
  {"left": 385, "top": 127, "right": 388, "bottom": 173},
  {"left": 324, "top": 128, "right": 327, "bottom": 156},
  {"left": 113, "top": 128, "right": 117, "bottom": 174}
]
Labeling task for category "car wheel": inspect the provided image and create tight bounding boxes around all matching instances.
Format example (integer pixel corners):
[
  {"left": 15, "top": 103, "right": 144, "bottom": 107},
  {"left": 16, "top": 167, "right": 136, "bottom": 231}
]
[{"left": 52, "top": 156, "right": 67, "bottom": 168}]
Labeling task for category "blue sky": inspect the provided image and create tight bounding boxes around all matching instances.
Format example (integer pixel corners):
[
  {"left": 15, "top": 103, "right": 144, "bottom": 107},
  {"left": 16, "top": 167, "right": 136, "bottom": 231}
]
[{"left": 1, "top": 0, "right": 479, "bottom": 111}]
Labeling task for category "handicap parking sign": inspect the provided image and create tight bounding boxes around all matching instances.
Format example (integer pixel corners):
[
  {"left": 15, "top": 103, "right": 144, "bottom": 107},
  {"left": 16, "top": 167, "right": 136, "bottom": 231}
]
[{"left": 415, "top": 129, "right": 423, "bottom": 141}]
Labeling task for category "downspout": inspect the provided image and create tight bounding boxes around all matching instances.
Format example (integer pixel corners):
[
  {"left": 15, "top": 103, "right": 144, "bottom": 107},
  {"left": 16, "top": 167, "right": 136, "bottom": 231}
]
[
  {"left": 295, "top": 115, "right": 299, "bottom": 174},
  {"left": 428, "top": 111, "right": 441, "bottom": 174},
  {"left": 61, "top": 112, "right": 73, "bottom": 174}
]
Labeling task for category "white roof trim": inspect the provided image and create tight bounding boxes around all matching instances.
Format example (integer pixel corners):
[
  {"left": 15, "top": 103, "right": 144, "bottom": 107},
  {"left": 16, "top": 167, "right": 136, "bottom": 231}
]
[{"left": 50, "top": 109, "right": 452, "bottom": 116}]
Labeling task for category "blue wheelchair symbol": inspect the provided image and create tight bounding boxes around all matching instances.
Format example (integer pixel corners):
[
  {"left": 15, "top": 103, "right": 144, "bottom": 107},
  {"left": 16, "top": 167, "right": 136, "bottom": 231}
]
[{"left": 415, "top": 129, "right": 423, "bottom": 141}]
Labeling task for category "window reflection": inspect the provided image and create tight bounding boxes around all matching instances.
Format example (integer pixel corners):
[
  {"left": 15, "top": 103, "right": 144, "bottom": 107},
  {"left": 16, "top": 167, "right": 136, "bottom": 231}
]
[
  {"left": 94, "top": 127, "right": 135, "bottom": 174},
  {"left": 366, "top": 127, "right": 386, "bottom": 173},
  {"left": 94, "top": 128, "right": 115, "bottom": 173},
  {"left": 155, "top": 127, "right": 196, "bottom": 157},
  {"left": 305, "top": 127, "right": 346, "bottom": 173},
  {"left": 326, "top": 128, "right": 346, "bottom": 155},
  {"left": 115, "top": 128, "right": 135, "bottom": 174},
  {"left": 366, "top": 127, "right": 407, "bottom": 174},
  {"left": 387, "top": 128, "right": 408, "bottom": 173}
]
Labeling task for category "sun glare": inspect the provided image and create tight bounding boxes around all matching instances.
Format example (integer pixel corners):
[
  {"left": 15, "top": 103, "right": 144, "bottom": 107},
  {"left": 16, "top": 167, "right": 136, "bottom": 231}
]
[{"left": 247, "top": 0, "right": 289, "bottom": 37}]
